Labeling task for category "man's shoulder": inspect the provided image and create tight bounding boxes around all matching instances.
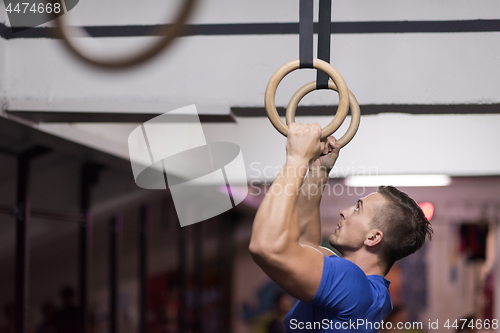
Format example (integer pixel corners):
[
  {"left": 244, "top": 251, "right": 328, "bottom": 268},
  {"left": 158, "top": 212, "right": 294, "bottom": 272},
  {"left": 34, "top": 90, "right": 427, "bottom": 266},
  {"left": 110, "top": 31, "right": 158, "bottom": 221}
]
[
  {"left": 324, "top": 254, "right": 368, "bottom": 277},
  {"left": 318, "top": 255, "right": 374, "bottom": 300},
  {"left": 309, "top": 255, "right": 381, "bottom": 318},
  {"left": 364, "top": 275, "right": 393, "bottom": 320},
  {"left": 367, "top": 274, "right": 391, "bottom": 288},
  {"left": 366, "top": 275, "right": 392, "bottom": 304},
  {"left": 323, "top": 256, "right": 389, "bottom": 306}
]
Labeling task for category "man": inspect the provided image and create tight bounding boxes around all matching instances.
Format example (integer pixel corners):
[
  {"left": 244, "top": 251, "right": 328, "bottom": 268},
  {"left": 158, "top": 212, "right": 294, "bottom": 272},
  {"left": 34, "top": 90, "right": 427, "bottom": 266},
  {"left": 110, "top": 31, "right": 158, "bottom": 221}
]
[{"left": 249, "top": 123, "right": 433, "bottom": 332}]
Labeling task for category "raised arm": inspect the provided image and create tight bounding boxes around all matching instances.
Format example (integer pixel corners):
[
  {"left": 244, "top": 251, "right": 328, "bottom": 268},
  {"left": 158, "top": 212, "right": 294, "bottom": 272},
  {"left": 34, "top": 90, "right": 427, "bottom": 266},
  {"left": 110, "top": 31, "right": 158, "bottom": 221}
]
[
  {"left": 297, "top": 137, "right": 340, "bottom": 253},
  {"left": 249, "top": 123, "right": 328, "bottom": 302}
]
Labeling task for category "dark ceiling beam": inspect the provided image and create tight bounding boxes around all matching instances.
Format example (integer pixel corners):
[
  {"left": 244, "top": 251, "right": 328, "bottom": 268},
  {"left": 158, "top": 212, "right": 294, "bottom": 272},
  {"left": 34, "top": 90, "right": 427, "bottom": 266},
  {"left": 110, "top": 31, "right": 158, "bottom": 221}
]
[
  {"left": 232, "top": 104, "right": 500, "bottom": 117},
  {"left": 5, "top": 104, "right": 500, "bottom": 124},
  {"left": 5, "top": 111, "right": 237, "bottom": 123},
  {"left": 2, "top": 19, "right": 500, "bottom": 39}
]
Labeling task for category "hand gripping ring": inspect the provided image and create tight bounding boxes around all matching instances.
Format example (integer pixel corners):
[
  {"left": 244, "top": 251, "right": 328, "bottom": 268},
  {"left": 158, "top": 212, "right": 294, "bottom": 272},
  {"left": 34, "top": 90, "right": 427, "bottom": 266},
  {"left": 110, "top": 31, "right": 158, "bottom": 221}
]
[
  {"left": 48, "top": 0, "right": 197, "bottom": 69},
  {"left": 286, "top": 80, "right": 360, "bottom": 147},
  {"left": 264, "top": 58, "right": 350, "bottom": 140}
]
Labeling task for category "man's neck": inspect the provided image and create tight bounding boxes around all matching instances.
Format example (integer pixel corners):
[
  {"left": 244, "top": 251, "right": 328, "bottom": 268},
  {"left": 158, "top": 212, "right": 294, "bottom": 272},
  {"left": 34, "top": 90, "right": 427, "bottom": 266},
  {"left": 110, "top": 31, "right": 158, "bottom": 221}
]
[{"left": 342, "top": 251, "right": 386, "bottom": 277}]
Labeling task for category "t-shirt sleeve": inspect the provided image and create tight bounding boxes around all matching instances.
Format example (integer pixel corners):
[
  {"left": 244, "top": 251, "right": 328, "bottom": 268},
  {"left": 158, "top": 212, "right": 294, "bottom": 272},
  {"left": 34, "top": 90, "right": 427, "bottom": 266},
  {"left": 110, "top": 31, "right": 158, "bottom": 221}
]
[{"left": 309, "top": 254, "right": 373, "bottom": 318}]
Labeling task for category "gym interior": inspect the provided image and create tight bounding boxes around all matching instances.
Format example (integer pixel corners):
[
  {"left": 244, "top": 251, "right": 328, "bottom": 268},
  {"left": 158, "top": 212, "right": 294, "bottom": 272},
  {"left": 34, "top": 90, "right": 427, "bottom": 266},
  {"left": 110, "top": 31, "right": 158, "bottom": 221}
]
[{"left": 0, "top": 0, "right": 499, "bottom": 332}]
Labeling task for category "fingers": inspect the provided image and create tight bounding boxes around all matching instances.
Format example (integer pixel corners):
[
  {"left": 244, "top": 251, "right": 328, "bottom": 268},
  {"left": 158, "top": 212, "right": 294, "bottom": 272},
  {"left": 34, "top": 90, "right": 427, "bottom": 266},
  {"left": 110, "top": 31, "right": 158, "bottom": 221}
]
[
  {"left": 327, "top": 136, "right": 341, "bottom": 152},
  {"left": 289, "top": 122, "right": 322, "bottom": 138},
  {"left": 319, "top": 136, "right": 335, "bottom": 155},
  {"left": 311, "top": 122, "right": 322, "bottom": 134},
  {"left": 287, "top": 122, "right": 323, "bottom": 163}
]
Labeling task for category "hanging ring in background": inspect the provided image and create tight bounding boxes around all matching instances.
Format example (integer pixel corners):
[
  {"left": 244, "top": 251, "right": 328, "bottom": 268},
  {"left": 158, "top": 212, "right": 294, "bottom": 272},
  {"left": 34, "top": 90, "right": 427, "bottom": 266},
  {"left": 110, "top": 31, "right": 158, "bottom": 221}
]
[
  {"left": 264, "top": 58, "right": 350, "bottom": 140},
  {"left": 47, "top": 0, "right": 197, "bottom": 69},
  {"left": 286, "top": 80, "right": 360, "bottom": 147}
]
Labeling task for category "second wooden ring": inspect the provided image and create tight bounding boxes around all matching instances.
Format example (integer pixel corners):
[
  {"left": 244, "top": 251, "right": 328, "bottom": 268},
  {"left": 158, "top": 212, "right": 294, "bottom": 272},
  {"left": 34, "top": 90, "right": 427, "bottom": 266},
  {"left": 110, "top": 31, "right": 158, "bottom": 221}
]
[{"left": 286, "top": 80, "right": 361, "bottom": 147}]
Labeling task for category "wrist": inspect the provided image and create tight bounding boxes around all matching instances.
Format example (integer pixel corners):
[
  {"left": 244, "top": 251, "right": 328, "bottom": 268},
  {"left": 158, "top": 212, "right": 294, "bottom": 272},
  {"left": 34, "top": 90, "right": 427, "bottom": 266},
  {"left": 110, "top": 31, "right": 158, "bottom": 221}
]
[
  {"left": 284, "top": 158, "right": 309, "bottom": 178},
  {"left": 286, "top": 156, "right": 309, "bottom": 168},
  {"left": 309, "top": 165, "right": 331, "bottom": 179}
]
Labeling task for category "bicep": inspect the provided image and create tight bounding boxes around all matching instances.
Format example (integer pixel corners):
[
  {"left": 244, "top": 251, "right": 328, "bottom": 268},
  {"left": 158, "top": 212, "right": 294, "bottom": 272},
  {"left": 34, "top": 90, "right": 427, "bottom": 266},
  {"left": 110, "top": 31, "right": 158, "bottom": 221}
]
[{"left": 252, "top": 243, "right": 325, "bottom": 303}]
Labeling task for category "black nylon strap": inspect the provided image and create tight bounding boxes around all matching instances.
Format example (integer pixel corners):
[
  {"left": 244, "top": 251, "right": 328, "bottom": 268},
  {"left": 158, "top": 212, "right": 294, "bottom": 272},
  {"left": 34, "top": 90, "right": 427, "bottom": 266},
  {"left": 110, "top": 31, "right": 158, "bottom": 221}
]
[
  {"left": 299, "top": 0, "right": 313, "bottom": 68},
  {"left": 316, "top": 0, "right": 332, "bottom": 89}
]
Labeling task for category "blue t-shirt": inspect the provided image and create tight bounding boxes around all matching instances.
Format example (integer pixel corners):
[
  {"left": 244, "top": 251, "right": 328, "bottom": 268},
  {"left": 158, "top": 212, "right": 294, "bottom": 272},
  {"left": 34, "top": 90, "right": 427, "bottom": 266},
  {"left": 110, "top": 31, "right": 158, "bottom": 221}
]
[{"left": 284, "top": 254, "right": 392, "bottom": 332}]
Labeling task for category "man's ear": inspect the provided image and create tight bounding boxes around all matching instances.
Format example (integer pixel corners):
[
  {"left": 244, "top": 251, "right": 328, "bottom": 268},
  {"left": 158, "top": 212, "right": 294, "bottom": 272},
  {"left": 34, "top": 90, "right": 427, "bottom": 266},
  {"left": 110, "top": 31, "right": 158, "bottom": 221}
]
[{"left": 365, "top": 229, "right": 383, "bottom": 247}]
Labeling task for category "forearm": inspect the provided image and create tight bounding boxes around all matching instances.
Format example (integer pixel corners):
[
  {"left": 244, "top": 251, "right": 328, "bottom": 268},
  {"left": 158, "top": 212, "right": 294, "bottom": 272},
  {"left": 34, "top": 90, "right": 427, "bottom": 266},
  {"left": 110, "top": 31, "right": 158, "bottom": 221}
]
[
  {"left": 249, "top": 159, "right": 309, "bottom": 254},
  {"left": 297, "top": 167, "right": 329, "bottom": 245}
]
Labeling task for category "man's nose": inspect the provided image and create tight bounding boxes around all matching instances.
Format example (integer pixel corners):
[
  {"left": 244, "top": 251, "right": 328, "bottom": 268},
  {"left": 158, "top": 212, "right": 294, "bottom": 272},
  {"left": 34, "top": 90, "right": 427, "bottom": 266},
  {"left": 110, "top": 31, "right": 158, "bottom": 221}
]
[{"left": 340, "top": 206, "right": 354, "bottom": 219}]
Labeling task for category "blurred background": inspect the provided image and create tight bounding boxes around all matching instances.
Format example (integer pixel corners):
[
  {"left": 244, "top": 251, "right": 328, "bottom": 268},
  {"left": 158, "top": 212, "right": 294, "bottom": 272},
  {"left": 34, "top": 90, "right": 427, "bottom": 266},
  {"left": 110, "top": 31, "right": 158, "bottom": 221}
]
[{"left": 0, "top": 0, "right": 499, "bottom": 332}]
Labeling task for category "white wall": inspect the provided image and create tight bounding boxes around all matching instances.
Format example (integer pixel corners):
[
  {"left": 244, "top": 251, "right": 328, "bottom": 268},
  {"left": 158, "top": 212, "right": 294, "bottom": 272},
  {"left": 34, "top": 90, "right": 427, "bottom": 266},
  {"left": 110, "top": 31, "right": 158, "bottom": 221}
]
[
  {"left": 38, "top": 112, "right": 500, "bottom": 186},
  {"left": 20, "top": 0, "right": 499, "bottom": 26},
  {"left": 1, "top": 0, "right": 498, "bottom": 178},
  {"left": 3, "top": 0, "right": 498, "bottom": 105},
  {"left": 5, "top": 32, "right": 499, "bottom": 105}
]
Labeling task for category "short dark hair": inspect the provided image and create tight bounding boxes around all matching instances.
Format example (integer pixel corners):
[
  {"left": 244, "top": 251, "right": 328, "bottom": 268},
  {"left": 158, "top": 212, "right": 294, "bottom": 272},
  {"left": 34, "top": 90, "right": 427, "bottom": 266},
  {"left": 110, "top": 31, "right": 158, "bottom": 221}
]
[{"left": 372, "top": 186, "right": 433, "bottom": 272}]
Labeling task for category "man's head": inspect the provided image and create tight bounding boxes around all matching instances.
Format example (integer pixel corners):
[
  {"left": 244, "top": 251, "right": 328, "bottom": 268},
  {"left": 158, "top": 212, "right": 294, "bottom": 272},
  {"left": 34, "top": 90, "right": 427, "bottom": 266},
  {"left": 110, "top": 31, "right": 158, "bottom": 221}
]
[
  {"left": 373, "top": 186, "right": 433, "bottom": 270},
  {"left": 329, "top": 185, "right": 433, "bottom": 273}
]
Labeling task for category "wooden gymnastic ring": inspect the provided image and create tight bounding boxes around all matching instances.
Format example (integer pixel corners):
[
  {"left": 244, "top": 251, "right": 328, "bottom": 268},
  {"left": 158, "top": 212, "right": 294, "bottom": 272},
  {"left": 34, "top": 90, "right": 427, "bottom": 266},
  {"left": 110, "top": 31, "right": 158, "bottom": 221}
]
[
  {"left": 264, "top": 58, "right": 349, "bottom": 140},
  {"left": 48, "top": 0, "right": 197, "bottom": 69},
  {"left": 286, "top": 80, "right": 360, "bottom": 147}
]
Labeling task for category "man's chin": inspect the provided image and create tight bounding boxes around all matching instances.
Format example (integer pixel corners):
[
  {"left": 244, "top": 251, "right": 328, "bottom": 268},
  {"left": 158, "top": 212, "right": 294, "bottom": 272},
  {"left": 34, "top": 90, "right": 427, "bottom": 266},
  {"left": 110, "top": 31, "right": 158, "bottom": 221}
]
[
  {"left": 329, "top": 239, "right": 344, "bottom": 254},
  {"left": 328, "top": 238, "right": 338, "bottom": 249}
]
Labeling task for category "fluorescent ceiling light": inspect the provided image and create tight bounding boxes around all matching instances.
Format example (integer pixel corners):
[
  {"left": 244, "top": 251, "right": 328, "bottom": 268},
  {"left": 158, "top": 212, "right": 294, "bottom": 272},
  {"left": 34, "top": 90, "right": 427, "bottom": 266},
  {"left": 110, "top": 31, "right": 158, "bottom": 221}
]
[{"left": 344, "top": 175, "right": 451, "bottom": 187}]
